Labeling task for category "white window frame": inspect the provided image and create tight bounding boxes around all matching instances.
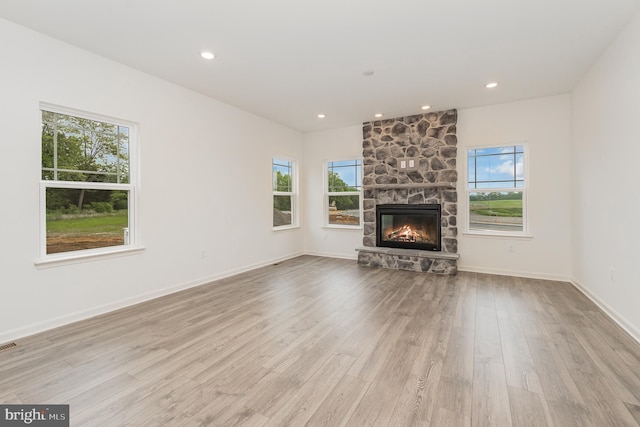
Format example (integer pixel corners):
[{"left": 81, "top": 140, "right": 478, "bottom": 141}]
[
  {"left": 324, "top": 159, "right": 363, "bottom": 229},
  {"left": 465, "top": 142, "right": 530, "bottom": 237},
  {"left": 37, "top": 103, "right": 141, "bottom": 266},
  {"left": 272, "top": 157, "right": 299, "bottom": 230}
]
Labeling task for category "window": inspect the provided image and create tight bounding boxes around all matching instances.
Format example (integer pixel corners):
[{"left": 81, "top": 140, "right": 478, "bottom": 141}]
[
  {"left": 467, "top": 144, "right": 527, "bottom": 234},
  {"left": 325, "top": 159, "right": 362, "bottom": 227},
  {"left": 272, "top": 158, "right": 297, "bottom": 228},
  {"left": 40, "top": 106, "right": 136, "bottom": 257}
]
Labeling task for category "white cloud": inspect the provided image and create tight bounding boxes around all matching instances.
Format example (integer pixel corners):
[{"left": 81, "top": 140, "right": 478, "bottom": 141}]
[
  {"left": 488, "top": 158, "right": 524, "bottom": 179},
  {"left": 515, "top": 158, "right": 524, "bottom": 179}
]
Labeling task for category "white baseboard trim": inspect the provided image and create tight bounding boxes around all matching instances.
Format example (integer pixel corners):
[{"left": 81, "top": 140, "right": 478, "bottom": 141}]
[
  {"left": 457, "top": 265, "right": 570, "bottom": 282},
  {"left": 304, "top": 250, "right": 357, "bottom": 260},
  {"left": 570, "top": 278, "right": 640, "bottom": 346},
  {"left": 0, "top": 252, "right": 304, "bottom": 345}
]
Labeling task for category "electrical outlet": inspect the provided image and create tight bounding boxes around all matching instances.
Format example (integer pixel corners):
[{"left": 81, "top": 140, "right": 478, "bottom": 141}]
[
  {"left": 400, "top": 160, "right": 407, "bottom": 169},
  {"left": 200, "top": 249, "right": 206, "bottom": 258}
]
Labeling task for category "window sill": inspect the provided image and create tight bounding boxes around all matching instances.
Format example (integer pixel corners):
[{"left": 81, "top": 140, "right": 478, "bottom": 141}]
[
  {"left": 272, "top": 225, "right": 301, "bottom": 232},
  {"left": 462, "top": 231, "right": 533, "bottom": 240},
  {"left": 35, "top": 246, "right": 145, "bottom": 269},
  {"left": 322, "top": 225, "right": 363, "bottom": 230}
]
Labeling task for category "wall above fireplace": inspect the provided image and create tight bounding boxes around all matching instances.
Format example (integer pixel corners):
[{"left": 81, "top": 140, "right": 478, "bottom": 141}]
[{"left": 358, "top": 109, "right": 459, "bottom": 274}]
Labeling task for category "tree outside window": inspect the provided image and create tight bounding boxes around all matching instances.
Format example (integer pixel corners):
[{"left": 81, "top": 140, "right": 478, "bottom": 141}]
[
  {"left": 273, "top": 158, "right": 297, "bottom": 228},
  {"left": 41, "top": 108, "right": 135, "bottom": 255},
  {"left": 326, "top": 160, "right": 362, "bottom": 227}
]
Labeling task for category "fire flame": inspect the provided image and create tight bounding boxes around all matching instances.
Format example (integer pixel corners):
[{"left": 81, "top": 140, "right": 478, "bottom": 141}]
[{"left": 386, "top": 225, "right": 427, "bottom": 242}]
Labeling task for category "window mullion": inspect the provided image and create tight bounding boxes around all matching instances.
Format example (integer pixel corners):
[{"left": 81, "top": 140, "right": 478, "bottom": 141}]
[
  {"left": 53, "top": 118, "right": 58, "bottom": 181},
  {"left": 513, "top": 149, "right": 517, "bottom": 187},
  {"left": 116, "top": 127, "right": 121, "bottom": 184}
]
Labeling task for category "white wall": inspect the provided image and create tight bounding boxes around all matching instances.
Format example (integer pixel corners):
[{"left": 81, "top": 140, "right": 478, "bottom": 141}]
[
  {"left": 302, "top": 125, "right": 363, "bottom": 259},
  {"left": 457, "top": 95, "right": 572, "bottom": 280},
  {"left": 0, "top": 18, "right": 303, "bottom": 343},
  {"left": 571, "top": 13, "right": 640, "bottom": 339}
]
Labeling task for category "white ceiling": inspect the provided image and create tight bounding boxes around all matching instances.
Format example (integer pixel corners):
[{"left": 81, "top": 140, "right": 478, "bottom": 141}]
[{"left": 1, "top": 0, "right": 639, "bottom": 132}]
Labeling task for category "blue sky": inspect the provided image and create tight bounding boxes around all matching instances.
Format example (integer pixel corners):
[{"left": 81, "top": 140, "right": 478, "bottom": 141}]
[
  {"left": 468, "top": 146, "right": 524, "bottom": 189},
  {"left": 329, "top": 160, "right": 361, "bottom": 189},
  {"left": 272, "top": 160, "right": 291, "bottom": 176}
]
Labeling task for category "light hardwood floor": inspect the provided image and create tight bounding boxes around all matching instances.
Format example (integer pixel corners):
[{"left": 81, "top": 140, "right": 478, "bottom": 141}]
[{"left": 2, "top": 256, "right": 640, "bottom": 426}]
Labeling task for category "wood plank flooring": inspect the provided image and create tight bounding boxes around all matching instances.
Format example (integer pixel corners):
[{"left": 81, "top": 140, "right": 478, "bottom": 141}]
[{"left": 1, "top": 255, "right": 640, "bottom": 426}]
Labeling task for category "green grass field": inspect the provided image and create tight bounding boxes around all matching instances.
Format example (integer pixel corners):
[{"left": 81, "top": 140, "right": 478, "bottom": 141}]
[
  {"left": 47, "top": 210, "right": 128, "bottom": 234},
  {"left": 470, "top": 199, "right": 522, "bottom": 217}
]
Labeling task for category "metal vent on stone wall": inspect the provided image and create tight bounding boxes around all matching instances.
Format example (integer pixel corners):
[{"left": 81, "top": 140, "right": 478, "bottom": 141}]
[{"left": 0, "top": 342, "right": 17, "bottom": 352}]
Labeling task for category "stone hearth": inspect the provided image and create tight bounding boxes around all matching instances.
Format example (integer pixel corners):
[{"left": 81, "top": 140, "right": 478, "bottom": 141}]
[{"left": 357, "top": 109, "right": 459, "bottom": 274}]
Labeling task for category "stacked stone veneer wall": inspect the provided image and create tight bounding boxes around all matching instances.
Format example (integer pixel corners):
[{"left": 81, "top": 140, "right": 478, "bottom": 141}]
[{"left": 358, "top": 109, "right": 459, "bottom": 274}]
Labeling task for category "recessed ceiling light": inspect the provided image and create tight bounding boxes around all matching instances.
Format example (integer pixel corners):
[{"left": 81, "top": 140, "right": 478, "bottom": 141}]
[
  {"left": 200, "top": 51, "right": 215, "bottom": 60},
  {"left": 374, "top": 113, "right": 383, "bottom": 118},
  {"left": 421, "top": 105, "right": 431, "bottom": 110},
  {"left": 485, "top": 82, "right": 498, "bottom": 88},
  {"left": 317, "top": 114, "right": 326, "bottom": 119}
]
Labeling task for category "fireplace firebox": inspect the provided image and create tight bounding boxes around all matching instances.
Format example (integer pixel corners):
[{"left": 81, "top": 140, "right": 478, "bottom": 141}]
[{"left": 376, "top": 204, "right": 441, "bottom": 251}]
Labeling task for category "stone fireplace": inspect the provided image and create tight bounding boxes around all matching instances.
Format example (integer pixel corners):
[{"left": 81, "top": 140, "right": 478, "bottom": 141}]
[{"left": 356, "top": 109, "right": 459, "bottom": 274}]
